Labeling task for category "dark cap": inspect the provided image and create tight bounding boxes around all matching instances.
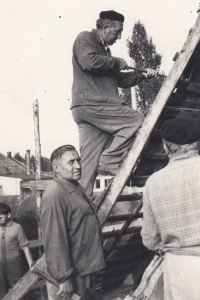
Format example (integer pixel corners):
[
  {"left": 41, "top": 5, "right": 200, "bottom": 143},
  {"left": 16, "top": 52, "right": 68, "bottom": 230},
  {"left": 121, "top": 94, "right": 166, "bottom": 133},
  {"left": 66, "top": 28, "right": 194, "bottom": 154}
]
[
  {"left": 161, "top": 118, "right": 200, "bottom": 145},
  {"left": 100, "top": 10, "right": 124, "bottom": 22}
]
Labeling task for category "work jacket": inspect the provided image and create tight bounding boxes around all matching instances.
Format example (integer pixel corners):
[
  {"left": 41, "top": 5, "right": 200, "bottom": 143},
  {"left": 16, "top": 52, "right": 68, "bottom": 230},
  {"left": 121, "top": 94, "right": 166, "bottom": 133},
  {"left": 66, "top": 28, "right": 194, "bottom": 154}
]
[
  {"left": 40, "top": 177, "right": 105, "bottom": 284},
  {"left": 71, "top": 29, "right": 144, "bottom": 108}
]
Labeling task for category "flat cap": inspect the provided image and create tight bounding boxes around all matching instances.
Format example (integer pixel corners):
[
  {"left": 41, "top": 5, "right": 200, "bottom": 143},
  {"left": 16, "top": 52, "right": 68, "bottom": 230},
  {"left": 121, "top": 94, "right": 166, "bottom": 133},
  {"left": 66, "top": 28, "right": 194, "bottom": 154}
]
[
  {"left": 100, "top": 10, "right": 124, "bottom": 22},
  {"left": 161, "top": 118, "right": 200, "bottom": 145}
]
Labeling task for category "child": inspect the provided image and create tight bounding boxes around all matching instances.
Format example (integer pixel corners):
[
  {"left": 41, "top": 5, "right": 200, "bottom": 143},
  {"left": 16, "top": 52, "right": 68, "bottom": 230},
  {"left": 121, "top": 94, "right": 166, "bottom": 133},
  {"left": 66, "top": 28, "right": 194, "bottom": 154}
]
[{"left": 0, "top": 202, "right": 33, "bottom": 299}]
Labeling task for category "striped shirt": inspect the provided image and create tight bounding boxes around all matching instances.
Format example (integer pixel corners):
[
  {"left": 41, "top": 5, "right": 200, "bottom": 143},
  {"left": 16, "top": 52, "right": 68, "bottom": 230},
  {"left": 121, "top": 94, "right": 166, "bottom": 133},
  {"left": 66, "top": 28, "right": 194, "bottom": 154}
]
[{"left": 141, "top": 151, "right": 200, "bottom": 256}]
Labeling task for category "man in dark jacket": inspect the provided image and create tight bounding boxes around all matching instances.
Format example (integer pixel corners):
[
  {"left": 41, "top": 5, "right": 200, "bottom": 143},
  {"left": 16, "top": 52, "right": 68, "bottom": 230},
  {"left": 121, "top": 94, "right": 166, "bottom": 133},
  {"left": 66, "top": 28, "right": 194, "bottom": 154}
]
[
  {"left": 71, "top": 10, "right": 157, "bottom": 200},
  {"left": 40, "top": 145, "right": 105, "bottom": 299}
]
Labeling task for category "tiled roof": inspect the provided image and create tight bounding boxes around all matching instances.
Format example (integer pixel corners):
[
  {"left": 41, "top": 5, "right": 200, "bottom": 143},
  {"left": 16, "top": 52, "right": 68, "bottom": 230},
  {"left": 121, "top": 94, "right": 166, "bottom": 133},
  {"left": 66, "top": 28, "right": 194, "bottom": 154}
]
[{"left": 0, "top": 153, "right": 27, "bottom": 175}]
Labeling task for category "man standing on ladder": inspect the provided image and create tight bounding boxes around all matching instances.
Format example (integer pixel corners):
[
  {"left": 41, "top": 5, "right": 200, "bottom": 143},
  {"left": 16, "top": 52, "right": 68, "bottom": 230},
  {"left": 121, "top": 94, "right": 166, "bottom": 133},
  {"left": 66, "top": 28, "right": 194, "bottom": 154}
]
[
  {"left": 71, "top": 10, "right": 157, "bottom": 201},
  {"left": 141, "top": 117, "right": 200, "bottom": 300}
]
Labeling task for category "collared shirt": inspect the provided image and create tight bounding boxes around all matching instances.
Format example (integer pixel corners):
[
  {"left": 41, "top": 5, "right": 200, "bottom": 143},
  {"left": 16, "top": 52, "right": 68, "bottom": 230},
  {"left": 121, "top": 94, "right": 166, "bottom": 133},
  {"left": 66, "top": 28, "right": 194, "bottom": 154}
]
[
  {"left": 0, "top": 220, "right": 28, "bottom": 260},
  {"left": 141, "top": 151, "right": 200, "bottom": 256},
  {"left": 40, "top": 177, "right": 105, "bottom": 284},
  {"left": 99, "top": 37, "right": 110, "bottom": 54},
  {"left": 71, "top": 29, "right": 144, "bottom": 108}
]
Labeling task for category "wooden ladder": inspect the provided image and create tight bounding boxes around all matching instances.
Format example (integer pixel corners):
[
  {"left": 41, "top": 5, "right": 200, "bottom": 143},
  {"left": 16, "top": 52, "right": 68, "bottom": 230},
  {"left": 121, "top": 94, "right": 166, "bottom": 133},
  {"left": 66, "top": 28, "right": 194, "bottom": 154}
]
[{"left": 4, "top": 12, "right": 200, "bottom": 300}]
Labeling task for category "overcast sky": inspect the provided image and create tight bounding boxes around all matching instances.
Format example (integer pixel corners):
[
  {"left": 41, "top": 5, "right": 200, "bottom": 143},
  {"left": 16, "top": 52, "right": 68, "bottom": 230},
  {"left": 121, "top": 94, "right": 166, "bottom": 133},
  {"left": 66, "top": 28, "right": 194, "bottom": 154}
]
[{"left": 0, "top": 0, "right": 199, "bottom": 158}]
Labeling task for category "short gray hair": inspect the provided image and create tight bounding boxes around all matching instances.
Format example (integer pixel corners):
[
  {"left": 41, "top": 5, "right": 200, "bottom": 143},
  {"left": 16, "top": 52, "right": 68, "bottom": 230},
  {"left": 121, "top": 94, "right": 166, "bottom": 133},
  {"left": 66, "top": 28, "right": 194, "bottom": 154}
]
[
  {"left": 50, "top": 145, "right": 77, "bottom": 171},
  {"left": 96, "top": 18, "right": 116, "bottom": 29},
  {"left": 163, "top": 139, "right": 200, "bottom": 154}
]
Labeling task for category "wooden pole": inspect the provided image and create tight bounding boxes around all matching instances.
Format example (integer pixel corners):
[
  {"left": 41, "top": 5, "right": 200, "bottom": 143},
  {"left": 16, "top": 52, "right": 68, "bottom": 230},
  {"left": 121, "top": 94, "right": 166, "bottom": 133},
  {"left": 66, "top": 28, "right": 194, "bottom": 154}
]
[
  {"left": 33, "top": 100, "right": 43, "bottom": 298},
  {"left": 130, "top": 59, "right": 138, "bottom": 110},
  {"left": 33, "top": 100, "right": 41, "bottom": 181},
  {"left": 33, "top": 100, "right": 42, "bottom": 239}
]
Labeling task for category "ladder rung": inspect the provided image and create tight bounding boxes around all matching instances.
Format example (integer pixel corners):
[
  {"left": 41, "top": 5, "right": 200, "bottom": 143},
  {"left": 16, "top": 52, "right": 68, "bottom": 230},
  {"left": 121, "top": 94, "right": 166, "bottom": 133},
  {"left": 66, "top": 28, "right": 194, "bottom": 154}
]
[
  {"left": 105, "top": 249, "right": 147, "bottom": 264},
  {"left": 107, "top": 213, "right": 143, "bottom": 222},
  {"left": 103, "top": 226, "right": 141, "bottom": 238},
  {"left": 117, "top": 193, "right": 142, "bottom": 202},
  {"left": 142, "top": 152, "right": 168, "bottom": 161}
]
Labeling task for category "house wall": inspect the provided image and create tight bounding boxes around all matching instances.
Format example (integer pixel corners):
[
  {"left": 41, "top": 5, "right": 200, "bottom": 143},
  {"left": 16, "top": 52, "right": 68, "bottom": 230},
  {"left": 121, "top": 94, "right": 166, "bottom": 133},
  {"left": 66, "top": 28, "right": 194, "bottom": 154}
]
[{"left": 0, "top": 177, "right": 22, "bottom": 195}]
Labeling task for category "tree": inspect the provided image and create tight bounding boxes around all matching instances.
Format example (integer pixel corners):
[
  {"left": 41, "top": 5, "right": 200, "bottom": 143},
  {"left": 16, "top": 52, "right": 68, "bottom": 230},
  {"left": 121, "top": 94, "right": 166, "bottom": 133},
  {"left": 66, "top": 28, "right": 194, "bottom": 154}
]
[
  {"left": 41, "top": 156, "right": 52, "bottom": 172},
  {"left": 14, "top": 152, "right": 25, "bottom": 164},
  {"left": 126, "top": 21, "right": 165, "bottom": 115}
]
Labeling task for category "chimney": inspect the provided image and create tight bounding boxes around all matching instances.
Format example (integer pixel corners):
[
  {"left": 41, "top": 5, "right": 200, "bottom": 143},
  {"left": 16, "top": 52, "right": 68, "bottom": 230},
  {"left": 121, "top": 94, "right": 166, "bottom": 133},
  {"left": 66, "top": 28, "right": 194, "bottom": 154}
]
[
  {"left": 26, "top": 150, "right": 31, "bottom": 175},
  {"left": 7, "top": 152, "right": 11, "bottom": 158}
]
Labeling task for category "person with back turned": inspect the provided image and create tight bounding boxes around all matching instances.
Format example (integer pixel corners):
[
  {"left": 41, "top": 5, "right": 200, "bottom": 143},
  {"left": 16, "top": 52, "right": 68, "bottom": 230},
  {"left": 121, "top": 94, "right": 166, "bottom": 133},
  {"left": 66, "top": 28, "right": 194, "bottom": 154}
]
[{"left": 141, "top": 118, "right": 200, "bottom": 299}]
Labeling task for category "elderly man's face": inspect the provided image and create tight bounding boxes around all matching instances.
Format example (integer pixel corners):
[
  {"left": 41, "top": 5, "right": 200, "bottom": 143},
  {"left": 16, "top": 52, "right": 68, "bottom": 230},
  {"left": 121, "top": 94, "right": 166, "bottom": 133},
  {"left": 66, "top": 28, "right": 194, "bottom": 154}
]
[
  {"left": 56, "top": 150, "right": 81, "bottom": 182},
  {"left": 104, "top": 21, "right": 123, "bottom": 45}
]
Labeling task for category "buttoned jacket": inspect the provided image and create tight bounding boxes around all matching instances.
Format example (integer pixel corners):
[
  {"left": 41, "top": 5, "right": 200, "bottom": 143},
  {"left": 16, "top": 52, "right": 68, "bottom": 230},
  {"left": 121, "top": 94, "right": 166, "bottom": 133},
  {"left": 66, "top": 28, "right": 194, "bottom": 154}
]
[
  {"left": 71, "top": 29, "right": 144, "bottom": 108},
  {"left": 40, "top": 177, "right": 105, "bottom": 284}
]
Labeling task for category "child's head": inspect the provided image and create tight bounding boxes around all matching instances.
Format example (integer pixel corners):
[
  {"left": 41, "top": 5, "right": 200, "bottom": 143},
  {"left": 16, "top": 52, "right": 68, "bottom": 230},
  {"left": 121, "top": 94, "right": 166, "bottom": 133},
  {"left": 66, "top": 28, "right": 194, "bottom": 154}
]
[{"left": 0, "top": 203, "right": 11, "bottom": 226}]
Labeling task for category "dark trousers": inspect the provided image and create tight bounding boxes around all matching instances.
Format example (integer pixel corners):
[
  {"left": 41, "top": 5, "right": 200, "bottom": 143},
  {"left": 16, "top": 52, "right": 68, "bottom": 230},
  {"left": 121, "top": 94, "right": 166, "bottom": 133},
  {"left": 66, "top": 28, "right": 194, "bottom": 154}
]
[
  {"left": 0, "top": 257, "right": 25, "bottom": 300},
  {"left": 72, "top": 104, "right": 144, "bottom": 200}
]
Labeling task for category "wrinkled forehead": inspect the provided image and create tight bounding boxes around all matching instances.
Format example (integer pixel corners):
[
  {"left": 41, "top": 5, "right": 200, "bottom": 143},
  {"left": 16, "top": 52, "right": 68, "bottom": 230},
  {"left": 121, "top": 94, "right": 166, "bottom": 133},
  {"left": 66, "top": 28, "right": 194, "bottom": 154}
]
[
  {"left": 61, "top": 150, "right": 80, "bottom": 161},
  {"left": 111, "top": 21, "right": 123, "bottom": 30}
]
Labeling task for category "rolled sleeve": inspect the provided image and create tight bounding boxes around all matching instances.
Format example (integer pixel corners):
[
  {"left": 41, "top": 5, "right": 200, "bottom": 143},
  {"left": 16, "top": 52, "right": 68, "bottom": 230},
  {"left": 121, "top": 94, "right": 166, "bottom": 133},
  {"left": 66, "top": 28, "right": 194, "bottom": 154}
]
[
  {"left": 141, "top": 187, "right": 161, "bottom": 252},
  {"left": 41, "top": 199, "right": 74, "bottom": 284}
]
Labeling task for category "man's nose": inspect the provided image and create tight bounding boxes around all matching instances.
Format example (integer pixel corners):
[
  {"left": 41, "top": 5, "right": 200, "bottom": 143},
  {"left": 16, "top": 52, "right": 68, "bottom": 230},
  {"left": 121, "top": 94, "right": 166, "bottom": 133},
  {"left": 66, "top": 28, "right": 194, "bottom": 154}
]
[{"left": 74, "top": 160, "right": 81, "bottom": 168}]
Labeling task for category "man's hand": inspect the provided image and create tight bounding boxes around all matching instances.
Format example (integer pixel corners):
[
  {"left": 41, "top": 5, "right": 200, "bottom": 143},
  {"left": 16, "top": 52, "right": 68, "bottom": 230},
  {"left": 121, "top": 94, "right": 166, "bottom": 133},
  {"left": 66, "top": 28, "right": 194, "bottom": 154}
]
[
  {"left": 57, "top": 278, "right": 74, "bottom": 298},
  {"left": 118, "top": 58, "right": 129, "bottom": 70},
  {"left": 142, "top": 68, "right": 157, "bottom": 78}
]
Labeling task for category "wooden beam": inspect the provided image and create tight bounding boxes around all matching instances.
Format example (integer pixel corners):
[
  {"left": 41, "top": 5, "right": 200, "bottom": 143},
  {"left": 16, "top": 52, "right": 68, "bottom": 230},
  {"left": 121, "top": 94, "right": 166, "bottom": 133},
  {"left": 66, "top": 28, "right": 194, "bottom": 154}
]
[
  {"left": 20, "top": 180, "right": 51, "bottom": 191},
  {"left": 96, "top": 13, "right": 200, "bottom": 227},
  {"left": 103, "top": 226, "right": 141, "bottom": 239},
  {"left": 107, "top": 212, "right": 143, "bottom": 222},
  {"left": 105, "top": 200, "right": 143, "bottom": 257},
  {"left": 33, "top": 100, "right": 42, "bottom": 243},
  {"left": 142, "top": 152, "right": 168, "bottom": 161},
  {"left": 2, "top": 268, "right": 39, "bottom": 300},
  {"left": 165, "top": 105, "right": 200, "bottom": 114},
  {"left": 117, "top": 193, "right": 142, "bottom": 202}
]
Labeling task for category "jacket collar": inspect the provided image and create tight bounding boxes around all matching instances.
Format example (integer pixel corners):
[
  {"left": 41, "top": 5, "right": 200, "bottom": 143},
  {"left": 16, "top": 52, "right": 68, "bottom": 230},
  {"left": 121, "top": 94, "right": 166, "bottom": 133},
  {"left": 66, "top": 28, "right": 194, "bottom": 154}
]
[
  {"left": 91, "top": 29, "right": 105, "bottom": 45},
  {"left": 169, "top": 150, "right": 199, "bottom": 164},
  {"left": 53, "top": 176, "right": 77, "bottom": 194}
]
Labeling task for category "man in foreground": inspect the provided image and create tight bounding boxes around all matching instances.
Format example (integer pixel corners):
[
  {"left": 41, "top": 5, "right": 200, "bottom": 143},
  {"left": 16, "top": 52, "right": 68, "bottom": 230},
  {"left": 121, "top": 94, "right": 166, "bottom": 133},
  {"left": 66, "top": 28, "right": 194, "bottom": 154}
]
[
  {"left": 40, "top": 145, "right": 105, "bottom": 299},
  {"left": 71, "top": 10, "right": 157, "bottom": 200},
  {"left": 141, "top": 117, "right": 200, "bottom": 299},
  {"left": 0, "top": 202, "right": 33, "bottom": 300}
]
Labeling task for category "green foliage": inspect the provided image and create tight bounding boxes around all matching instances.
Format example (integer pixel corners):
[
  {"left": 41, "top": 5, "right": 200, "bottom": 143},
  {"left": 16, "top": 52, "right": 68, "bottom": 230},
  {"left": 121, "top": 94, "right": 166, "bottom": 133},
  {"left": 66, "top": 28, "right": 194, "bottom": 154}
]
[{"left": 126, "top": 21, "right": 165, "bottom": 114}]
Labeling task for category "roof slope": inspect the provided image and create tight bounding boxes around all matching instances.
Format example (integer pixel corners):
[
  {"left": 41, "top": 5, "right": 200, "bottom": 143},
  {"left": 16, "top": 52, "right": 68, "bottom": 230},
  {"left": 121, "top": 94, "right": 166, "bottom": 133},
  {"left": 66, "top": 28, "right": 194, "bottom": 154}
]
[{"left": 0, "top": 153, "right": 27, "bottom": 175}]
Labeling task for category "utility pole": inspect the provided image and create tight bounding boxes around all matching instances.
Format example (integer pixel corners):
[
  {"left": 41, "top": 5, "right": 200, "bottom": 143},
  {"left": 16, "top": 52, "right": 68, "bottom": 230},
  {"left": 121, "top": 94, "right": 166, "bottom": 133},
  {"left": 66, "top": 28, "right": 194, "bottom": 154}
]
[{"left": 33, "top": 100, "right": 42, "bottom": 241}]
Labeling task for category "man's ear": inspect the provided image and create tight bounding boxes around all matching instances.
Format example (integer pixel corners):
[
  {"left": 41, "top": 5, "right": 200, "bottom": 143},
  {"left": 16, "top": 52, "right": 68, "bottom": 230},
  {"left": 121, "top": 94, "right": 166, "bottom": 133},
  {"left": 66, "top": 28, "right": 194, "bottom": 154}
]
[
  {"left": 7, "top": 213, "right": 11, "bottom": 219},
  {"left": 53, "top": 162, "right": 60, "bottom": 173},
  {"left": 163, "top": 141, "right": 169, "bottom": 155},
  {"left": 103, "top": 25, "right": 109, "bottom": 34}
]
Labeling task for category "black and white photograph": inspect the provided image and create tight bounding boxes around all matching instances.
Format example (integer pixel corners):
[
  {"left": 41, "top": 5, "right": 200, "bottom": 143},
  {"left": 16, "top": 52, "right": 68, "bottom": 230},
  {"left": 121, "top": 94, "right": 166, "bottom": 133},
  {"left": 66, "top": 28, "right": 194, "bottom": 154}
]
[{"left": 0, "top": 1, "right": 200, "bottom": 299}]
